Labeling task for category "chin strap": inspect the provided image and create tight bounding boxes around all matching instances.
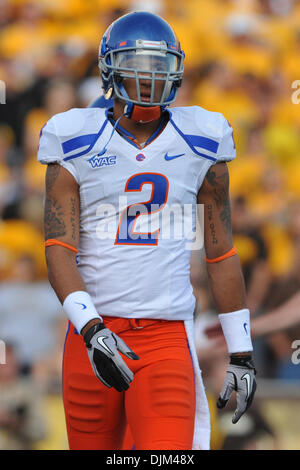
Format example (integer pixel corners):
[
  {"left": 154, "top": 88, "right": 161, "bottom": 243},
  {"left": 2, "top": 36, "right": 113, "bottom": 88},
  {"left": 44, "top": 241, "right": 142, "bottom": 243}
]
[
  {"left": 119, "top": 83, "right": 163, "bottom": 124},
  {"left": 127, "top": 104, "right": 162, "bottom": 124},
  {"left": 97, "top": 111, "right": 126, "bottom": 156}
]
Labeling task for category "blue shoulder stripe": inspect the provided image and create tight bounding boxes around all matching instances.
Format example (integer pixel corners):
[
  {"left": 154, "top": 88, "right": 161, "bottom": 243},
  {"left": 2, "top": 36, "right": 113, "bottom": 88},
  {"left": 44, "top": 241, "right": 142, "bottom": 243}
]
[
  {"left": 62, "top": 134, "right": 98, "bottom": 154},
  {"left": 169, "top": 114, "right": 218, "bottom": 162},
  {"left": 62, "top": 119, "right": 108, "bottom": 161},
  {"left": 185, "top": 135, "right": 219, "bottom": 154}
]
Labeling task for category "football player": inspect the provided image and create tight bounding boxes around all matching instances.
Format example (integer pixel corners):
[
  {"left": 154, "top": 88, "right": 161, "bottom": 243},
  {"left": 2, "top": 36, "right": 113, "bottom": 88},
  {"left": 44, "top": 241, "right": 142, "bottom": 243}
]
[{"left": 38, "top": 11, "right": 256, "bottom": 450}]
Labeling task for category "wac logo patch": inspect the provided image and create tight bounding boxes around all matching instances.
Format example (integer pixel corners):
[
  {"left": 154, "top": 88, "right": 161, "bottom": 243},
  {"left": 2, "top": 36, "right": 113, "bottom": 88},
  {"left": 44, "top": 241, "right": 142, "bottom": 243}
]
[{"left": 89, "top": 154, "right": 117, "bottom": 168}]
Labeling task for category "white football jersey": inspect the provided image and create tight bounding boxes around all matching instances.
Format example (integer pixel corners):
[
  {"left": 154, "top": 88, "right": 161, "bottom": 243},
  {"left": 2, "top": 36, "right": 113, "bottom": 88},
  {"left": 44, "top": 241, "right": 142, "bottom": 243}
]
[{"left": 38, "top": 106, "right": 236, "bottom": 321}]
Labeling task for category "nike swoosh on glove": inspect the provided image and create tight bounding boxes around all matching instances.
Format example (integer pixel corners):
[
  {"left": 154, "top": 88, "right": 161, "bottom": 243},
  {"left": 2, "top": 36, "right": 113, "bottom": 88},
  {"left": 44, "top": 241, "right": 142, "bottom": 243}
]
[
  {"left": 217, "top": 355, "right": 257, "bottom": 424},
  {"left": 84, "top": 323, "right": 140, "bottom": 392}
]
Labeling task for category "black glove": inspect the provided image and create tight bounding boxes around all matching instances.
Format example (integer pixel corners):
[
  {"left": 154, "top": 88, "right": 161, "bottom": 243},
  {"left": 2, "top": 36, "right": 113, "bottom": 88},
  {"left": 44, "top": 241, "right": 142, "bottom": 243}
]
[
  {"left": 84, "top": 323, "right": 140, "bottom": 392},
  {"left": 217, "top": 355, "right": 257, "bottom": 424}
]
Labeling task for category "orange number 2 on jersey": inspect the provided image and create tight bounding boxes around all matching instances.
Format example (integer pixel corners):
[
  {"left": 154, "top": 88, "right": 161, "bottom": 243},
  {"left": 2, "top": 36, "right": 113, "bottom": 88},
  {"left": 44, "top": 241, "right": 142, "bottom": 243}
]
[{"left": 115, "top": 172, "right": 169, "bottom": 246}]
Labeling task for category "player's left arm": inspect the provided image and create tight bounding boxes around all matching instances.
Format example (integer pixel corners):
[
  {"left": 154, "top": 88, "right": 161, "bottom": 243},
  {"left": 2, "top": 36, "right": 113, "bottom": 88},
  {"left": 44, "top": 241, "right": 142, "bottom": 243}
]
[
  {"left": 197, "top": 161, "right": 257, "bottom": 423},
  {"left": 198, "top": 162, "right": 246, "bottom": 313}
]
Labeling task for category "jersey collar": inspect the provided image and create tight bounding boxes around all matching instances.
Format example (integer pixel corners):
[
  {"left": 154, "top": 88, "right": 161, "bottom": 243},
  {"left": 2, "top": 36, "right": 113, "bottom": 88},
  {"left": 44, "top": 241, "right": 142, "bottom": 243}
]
[{"left": 105, "top": 108, "right": 169, "bottom": 150}]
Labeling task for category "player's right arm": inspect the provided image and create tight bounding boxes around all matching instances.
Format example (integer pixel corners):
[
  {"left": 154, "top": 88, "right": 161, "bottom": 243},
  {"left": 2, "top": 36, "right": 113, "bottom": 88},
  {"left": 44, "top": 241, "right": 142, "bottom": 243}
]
[
  {"left": 44, "top": 163, "right": 104, "bottom": 334},
  {"left": 44, "top": 163, "right": 86, "bottom": 305},
  {"left": 40, "top": 116, "right": 139, "bottom": 391}
]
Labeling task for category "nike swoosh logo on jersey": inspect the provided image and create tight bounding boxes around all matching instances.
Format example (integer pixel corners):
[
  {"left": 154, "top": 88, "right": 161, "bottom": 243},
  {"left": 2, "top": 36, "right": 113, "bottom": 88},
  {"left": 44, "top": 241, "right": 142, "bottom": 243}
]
[
  {"left": 74, "top": 302, "right": 87, "bottom": 310},
  {"left": 97, "top": 336, "right": 114, "bottom": 355},
  {"left": 164, "top": 153, "right": 185, "bottom": 161},
  {"left": 241, "top": 373, "right": 251, "bottom": 400},
  {"left": 243, "top": 322, "right": 248, "bottom": 334}
]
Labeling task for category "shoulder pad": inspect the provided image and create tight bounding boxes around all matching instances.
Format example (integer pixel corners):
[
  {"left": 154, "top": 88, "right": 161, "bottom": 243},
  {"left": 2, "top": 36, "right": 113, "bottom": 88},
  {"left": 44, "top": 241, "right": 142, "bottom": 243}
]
[
  {"left": 37, "top": 108, "right": 107, "bottom": 164},
  {"left": 169, "top": 106, "right": 236, "bottom": 163}
]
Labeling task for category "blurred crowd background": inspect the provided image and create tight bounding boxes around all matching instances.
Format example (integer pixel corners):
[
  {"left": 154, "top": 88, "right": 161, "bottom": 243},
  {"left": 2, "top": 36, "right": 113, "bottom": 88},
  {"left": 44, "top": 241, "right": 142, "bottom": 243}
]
[{"left": 0, "top": 0, "right": 299, "bottom": 450}]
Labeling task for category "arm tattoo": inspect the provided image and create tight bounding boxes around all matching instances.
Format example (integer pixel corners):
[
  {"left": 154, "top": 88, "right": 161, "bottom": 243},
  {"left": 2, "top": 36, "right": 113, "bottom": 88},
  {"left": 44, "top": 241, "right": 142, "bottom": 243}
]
[
  {"left": 44, "top": 197, "right": 66, "bottom": 239},
  {"left": 205, "top": 169, "right": 229, "bottom": 206},
  {"left": 207, "top": 204, "right": 218, "bottom": 244},
  {"left": 46, "top": 164, "right": 61, "bottom": 193},
  {"left": 70, "top": 197, "right": 76, "bottom": 241},
  {"left": 206, "top": 166, "right": 232, "bottom": 236},
  {"left": 220, "top": 196, "right": 232, "bottom": 235}
]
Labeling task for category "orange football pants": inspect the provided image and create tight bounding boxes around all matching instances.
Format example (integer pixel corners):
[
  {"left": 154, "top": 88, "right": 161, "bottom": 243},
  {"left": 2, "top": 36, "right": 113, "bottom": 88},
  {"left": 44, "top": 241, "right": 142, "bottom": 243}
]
[{"left": 62, "top": 316, "right": 195, "bottom": 450}]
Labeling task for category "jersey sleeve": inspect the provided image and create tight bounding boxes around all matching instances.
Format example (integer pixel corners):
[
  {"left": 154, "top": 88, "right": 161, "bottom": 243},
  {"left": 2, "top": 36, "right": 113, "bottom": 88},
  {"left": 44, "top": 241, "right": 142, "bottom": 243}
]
[
  {"left": 37, "top": 117, "right": 79, "bottom": 183},
  {"left": 215, "top": 117, "right": 236, "bottom": 163}
]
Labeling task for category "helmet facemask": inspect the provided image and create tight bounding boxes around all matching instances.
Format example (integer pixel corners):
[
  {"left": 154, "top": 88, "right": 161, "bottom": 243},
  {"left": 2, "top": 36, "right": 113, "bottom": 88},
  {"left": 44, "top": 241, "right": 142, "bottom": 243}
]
[{"left": 100, "top": 40, "right": 184, "bottom": 109}]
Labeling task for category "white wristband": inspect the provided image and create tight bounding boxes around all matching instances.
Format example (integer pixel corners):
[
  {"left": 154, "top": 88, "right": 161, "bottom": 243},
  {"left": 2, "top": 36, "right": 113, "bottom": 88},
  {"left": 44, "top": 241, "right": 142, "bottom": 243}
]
[
  {"left": 63, "top": 291, "right": 102, "bottom": 334},
  {"left": 218, "top": 309, "right": 253, "bottom": 354}
]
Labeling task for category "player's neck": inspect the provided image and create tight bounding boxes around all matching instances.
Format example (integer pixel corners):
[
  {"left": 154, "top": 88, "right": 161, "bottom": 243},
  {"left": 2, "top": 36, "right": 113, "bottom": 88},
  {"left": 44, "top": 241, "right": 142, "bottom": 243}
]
[{"left": 113, "top": 100, "right": 164, "bottom": 146}]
